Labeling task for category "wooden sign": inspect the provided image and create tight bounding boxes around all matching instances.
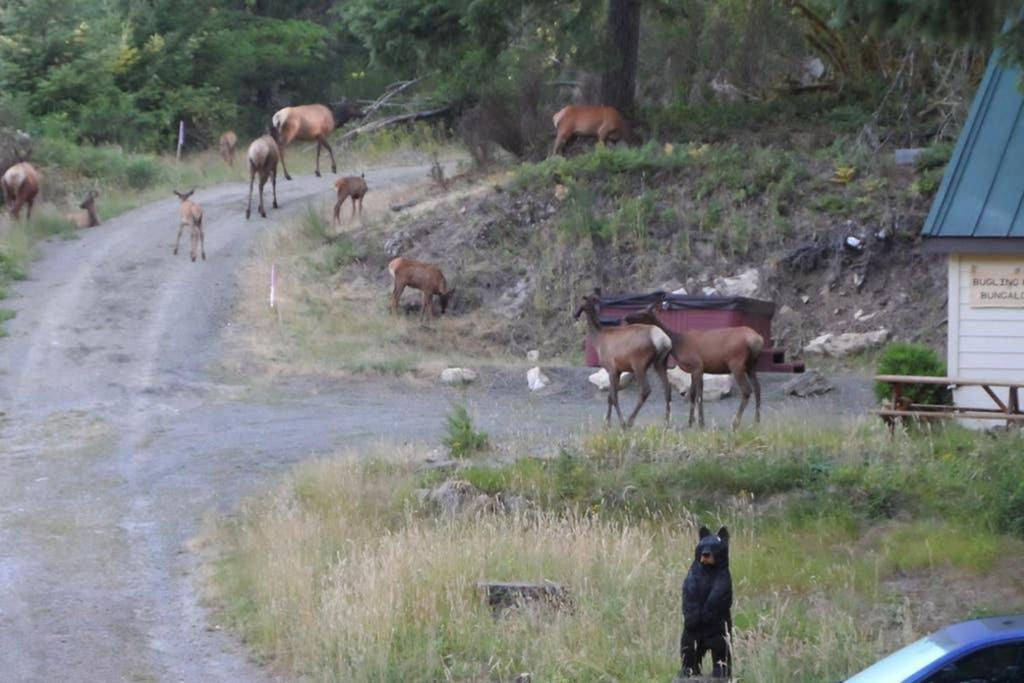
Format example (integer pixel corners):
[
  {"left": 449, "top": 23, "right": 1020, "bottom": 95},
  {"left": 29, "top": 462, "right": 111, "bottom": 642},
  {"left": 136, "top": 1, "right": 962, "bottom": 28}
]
[{"left": 970, "top": 263, "right": 1024, "bottom": 307}]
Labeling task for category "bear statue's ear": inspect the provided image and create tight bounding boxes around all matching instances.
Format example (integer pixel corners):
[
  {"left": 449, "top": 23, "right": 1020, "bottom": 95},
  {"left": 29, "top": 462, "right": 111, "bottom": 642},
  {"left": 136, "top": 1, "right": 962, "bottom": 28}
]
[
  {"left": 698, "top": 525, "right": 711, "bottom": 539},
  {"left": 717, "top": 526, "right": 729, "bottom": 542}
]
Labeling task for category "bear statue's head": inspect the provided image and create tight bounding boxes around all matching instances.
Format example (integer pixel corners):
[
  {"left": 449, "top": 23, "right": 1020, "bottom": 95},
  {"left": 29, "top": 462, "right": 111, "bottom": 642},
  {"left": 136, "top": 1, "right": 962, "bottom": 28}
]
[{"left": 694, "top": 525, "right": 729, "bottom": 568}]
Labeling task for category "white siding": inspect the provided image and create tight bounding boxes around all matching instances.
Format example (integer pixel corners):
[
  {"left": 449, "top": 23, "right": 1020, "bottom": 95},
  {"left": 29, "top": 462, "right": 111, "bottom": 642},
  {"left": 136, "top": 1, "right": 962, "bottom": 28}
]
[{"left": 952, "top": 253, "right": 1024, "bottom": 424}]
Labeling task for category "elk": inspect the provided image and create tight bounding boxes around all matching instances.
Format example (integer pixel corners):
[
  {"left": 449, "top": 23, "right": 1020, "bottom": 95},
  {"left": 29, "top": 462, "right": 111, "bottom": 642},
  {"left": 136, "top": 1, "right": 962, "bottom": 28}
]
[
  {"left": 245, "top": 134, "right": 280, "bottom": 220},
  {"left": 550, "top": 105, "right": 631, "bottom": 158},
  {"left": 271, "top": 100, "right": 364, "bottom": 180},
  {"left": 218, "top": 130, "right": 238, "bottom": 166},
  {"left": 388, "top": 257, "right": 455, "bottom": 320},
  {"left": 1, "top": 161, "right": 40, "bottom": 220},
  {"left": 172, "top": 189, "right": 205, "bottom": 262},
  {"left": 625, "top": 305, "right": 764, "bottom": 429},
  {"left": 574, "top": 293, "right": 674, "bottom": 429},
  {"left": 64, "top": 190, "right": 100, "bottom": 228},
  {"left": 333, "top": 174, "right": 367, "bottom": 225}
]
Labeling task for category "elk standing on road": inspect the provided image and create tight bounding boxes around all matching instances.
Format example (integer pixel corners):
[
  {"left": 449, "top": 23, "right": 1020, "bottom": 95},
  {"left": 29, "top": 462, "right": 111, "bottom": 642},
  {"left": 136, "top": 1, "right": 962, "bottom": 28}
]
[
  {"left": 172, "top": 189, "right": 205, "bottom": 262},
  {"left": 333, "top": 174, "right": 367, "bottom": 225},
  {"left": 245, "top": 134, "right": 280, "bottom": 220},
  {"left": 575, "top": 293, "right": 674, "bottom": 429},
  {"left": 1, "top": 161, "right": 40, "bottom": 220},
  {"left": 550, "top": 105, "right": 631, "bottom": 157},
  {"left": 219, "top": 130, "right": 238, "bottom": 167},
  {"left": 625, "top": 304, "right": 763, "bottom": 429},
  {"left": 271, "top": 100, "right": 364, "bottom": 180},
  {"left": 388, "top": 257, "right": 455, "bottom": 320},
  {"left": 65, "top": 190, "right": 101, "bottom": 228}
]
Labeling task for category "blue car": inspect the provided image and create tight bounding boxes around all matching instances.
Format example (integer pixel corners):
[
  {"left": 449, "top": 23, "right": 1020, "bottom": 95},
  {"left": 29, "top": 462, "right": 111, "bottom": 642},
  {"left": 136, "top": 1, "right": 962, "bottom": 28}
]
[{"left": 844, "top": 614, "right": 1024, "bottom": 682}]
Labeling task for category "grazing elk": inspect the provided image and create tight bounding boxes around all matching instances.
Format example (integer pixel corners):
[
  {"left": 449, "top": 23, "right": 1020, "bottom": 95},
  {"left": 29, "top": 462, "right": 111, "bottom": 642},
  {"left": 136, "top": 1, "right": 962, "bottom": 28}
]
[
  {"left": 271, "top": 100, "right": 364, "bottom": 180},
  {"left": 245, "top": 134, "right": 280, "bottom": 220},
  {"left": 1, "top": 161, "right": 40, "bottom": 220},
  {"left": 550, "top": 105, "right": 631, "bottom": 157},
  {"left": 65, "top": 190, "right": 100, "bottom": 228},
  {"left": 625, "top": 305, "right": 764, "bottom": 429},
  {"left": 172, "top": 189, "right": 205, "bottom": 262},
  {"left": 388, "top": 257, "right": 455, "bottom": 320},
  {"left": 333, "top": 174, "right": 367, "bottom": 225},
  {"left": 219, "top": 130, "right": 238, "bottom": 166},
  {"left": 574, "top": 293, "right": 674, "bottom": 429}
]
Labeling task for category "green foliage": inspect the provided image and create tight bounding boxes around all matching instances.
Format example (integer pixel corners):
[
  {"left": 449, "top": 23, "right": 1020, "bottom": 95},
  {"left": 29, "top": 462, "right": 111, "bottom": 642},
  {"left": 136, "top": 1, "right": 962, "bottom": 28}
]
[
  {"left": 442, "top": 403, "right": 489, "bottom": 459},
  {"left": 874, "top": 342, "right": 949, "bottom": 405}
]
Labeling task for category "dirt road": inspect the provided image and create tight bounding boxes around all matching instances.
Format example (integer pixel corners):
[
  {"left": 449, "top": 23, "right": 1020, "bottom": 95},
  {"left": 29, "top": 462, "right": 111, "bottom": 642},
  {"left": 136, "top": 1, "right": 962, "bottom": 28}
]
[{"left": 0, "top": 165, "right": 874, "bottom": 682}]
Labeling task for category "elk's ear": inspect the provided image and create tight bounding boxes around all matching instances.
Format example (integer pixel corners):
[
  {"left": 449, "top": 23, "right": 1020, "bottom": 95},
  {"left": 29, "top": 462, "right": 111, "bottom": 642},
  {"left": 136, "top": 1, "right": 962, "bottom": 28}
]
[
  {"left": 698, "top": 525, "right": 712, "bottom": 539},
  {"left": 716, "top": 526, "right": 729, "bottom": 543}
]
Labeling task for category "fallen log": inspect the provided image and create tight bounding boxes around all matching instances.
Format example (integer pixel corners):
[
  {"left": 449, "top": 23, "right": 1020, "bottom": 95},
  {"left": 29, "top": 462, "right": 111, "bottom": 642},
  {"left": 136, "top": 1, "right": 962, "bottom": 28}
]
[{"left": 338, "top": 106, "right": 451, "bottom": 143}]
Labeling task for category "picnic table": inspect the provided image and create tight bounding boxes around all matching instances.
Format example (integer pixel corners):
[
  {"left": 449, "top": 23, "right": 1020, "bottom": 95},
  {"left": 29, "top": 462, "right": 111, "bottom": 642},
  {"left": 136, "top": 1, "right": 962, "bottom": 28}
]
[{"left": 874, "top": 374, "right": 1024, "bottom": 428}]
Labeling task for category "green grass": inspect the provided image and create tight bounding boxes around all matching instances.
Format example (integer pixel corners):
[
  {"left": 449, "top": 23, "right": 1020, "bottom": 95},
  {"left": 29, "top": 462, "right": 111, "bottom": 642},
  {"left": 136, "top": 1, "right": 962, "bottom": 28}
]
[{"left": 204, "top": 422, "right": 1024, "bottom": 683}]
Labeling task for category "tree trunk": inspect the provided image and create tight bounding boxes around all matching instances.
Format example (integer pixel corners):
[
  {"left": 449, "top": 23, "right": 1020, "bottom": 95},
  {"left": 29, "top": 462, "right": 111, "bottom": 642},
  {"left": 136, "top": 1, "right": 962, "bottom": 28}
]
[{"left": 600, "top": 0, "right": 641, "bottom": 116}]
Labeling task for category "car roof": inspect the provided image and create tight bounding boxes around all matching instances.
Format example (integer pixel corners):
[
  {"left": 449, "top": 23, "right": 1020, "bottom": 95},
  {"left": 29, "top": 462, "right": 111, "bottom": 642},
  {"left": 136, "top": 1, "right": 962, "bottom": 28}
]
[{"left": 929, "top": 615, "right": 1024, "bottom": 650}]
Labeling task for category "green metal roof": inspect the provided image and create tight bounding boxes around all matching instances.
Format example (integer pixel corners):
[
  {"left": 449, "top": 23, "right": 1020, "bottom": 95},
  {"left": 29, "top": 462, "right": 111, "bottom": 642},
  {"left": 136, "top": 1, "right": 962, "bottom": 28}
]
[{"left": 922, "top": 52, "right": 1024, "bottom": 239}]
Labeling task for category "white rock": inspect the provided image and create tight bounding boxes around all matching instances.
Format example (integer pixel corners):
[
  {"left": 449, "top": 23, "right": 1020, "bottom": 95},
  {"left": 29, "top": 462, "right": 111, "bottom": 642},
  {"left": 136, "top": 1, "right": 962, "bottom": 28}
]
[
  {"left": 527, "top": 367, "right": 550, "bottom": 392},
  {"left": 665, "top": 368, "right": 732, "bottom": 400},
  {"left": 802, "top": 329, "right": 890, "bottom": 357},
  {"left": 714, "top": 268, "right": 760, "bottom": 298},
  {"left": 526, "top": 349, "right": 540, "bottom": 362},
  {"left": 801, "top": 295, "right": 810, "bottom": 304},
  {"left": 667, "top": 367, "right": 691, "bottom": 395},
  {"left": 779, "top": 305, "right": 795, "bottom": 316},
  {"left": 588, "top": 369, "right": 634, "bottom": 391},
  {"left": 672, "top": 286, "right": 688, "bottom": 295},
  {"left": 441, "top": 367, "right": 478, "bottom": 385},
  {"left": 701, "top": 286, "right": 720, "bottom": 297}
]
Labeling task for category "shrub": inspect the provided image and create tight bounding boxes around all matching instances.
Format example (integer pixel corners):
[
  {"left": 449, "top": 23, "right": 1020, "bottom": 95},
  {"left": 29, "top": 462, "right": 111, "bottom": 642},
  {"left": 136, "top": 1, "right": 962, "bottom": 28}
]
[
  {"left": 442, "top": 403, "right": 489, "bottom": 459},
  {"left": 874, "top": 342, "right": 950, "bottom": 405}
]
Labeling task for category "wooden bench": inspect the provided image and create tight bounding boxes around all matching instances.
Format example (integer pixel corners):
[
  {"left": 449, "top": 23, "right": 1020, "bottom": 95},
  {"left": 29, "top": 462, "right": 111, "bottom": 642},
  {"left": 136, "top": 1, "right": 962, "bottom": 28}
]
[{"left": 874, "top": 374, "right": 1024, "bottom": 429}]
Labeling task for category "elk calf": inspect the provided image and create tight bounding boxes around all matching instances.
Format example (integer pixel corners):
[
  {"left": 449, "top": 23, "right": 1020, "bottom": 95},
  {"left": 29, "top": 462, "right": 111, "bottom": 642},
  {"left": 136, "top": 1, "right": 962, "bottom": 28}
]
[
  {"left": 333, "top": 174, "right": 367, "bottom": 225},
  {"left": 1, "top": 161, "right": 40, "bottom": 220},
  {"left": 172, "top": 189, "right": 205, "bottom": 262},
  {"left": 65, "top": 190, "right": 100, "bottom": 228},
  {"left": 550, "top": 105, "right": 631, "bottom": 157},
  {"left": 388, "top": 257, "right": 455, "bottom": 320},
  {"left": 219, "top": 130, "right": 238, "bottom": 167},
  {"left": 245, "top": 134, "right": 280, "bottom": 220}
]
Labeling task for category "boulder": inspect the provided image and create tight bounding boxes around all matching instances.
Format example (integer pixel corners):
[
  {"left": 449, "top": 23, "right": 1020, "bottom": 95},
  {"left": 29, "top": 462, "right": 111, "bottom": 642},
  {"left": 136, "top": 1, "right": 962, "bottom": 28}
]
[
  {"left": 527, "top": 367, "right": 550, "bottom": 392},
  {"left": 667, "top": 367, "right": 691, "bottom": 395},
  {"left": 714, "top": 268, "right": 760, "bottom": 298},
  {"left": 781, "top": 369, "right": 834, "bottom": 397},
  {"left": 441, "top": 367, "right": 478, "bottom": 385},
  {"left": 425, "top": 480, "right": 482, "bottom": 515},
  {"left": 665, "top": 368, "right": 732, "bottom": 400},
  {"left": 803, "top": 329, "right": 890, "bottom": 357},
  {"left": 588, "top": 369, "right": 634, "bottom": 391},
  {"left": 526, "top": 349, "right": 540, "bottom": 362}
]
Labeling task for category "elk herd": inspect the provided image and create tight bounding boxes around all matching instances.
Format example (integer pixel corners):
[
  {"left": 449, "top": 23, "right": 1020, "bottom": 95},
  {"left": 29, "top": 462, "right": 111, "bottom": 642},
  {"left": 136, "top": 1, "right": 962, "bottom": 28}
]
[{"left": 1, "top": 100, "right": 768, "bottom": 430}]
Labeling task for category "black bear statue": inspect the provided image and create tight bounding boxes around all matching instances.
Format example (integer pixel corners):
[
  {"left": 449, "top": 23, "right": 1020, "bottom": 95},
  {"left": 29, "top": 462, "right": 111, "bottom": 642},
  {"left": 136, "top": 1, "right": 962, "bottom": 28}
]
[{"left": 678, "top": 525, "right": 732, "bottom": 679}]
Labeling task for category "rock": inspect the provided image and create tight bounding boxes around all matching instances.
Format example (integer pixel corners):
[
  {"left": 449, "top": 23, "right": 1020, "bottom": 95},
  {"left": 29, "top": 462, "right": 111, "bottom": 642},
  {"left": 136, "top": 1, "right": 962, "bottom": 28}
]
[
  {"left": 701, "top": 286, "right": 719, "bottom": 297},
  {"left": 672, "top": 286, "right": 688, "bottom": 295},
  {"left": 781, "top": 370, "right": 834, "bottom": 397},
  {"left": 441, "top": 367, "right": 478, "bottom": 385},
  {"left": 894, "top": 148, "right": 927, "bottom": 166},
  {"left": 659, "top": 279, "right": 684, "bottom": 293},
  {"left": 425, "top": 480, "right": 482, "bottom": 515},
  {"left": 799, "top": 56, "right": 826, "bottom": 84},
  {"left": 854, "top": 309, "right": 878, "bottom": 322},
  {"left": 527, "top": 367, "right": 550, "bottom": 392},
  {"left": 589, "top": 369, "right": 633, "bottom": 391},
  {"left": 714, "top": 268, "right": 760, "bottom": 298},
  {"left": 779, "top": 304, "right": 795, "bottom": 316},
  {"left": 477, "top": 580, "right": 571, "bottom": 614},
  {"left": 801, "top": 295, "right": 810, "bottom": 304},
  {"left": 554, "top": 184, "right": 568, "bottom": 201},
  {"left": 496, "top": 278, "right": 531, "bottom": 320},
  {"left": 665, "top": 368, "right": 732, "bottom": 400},
  {"left": 803, "top": 329, "right": 890, "bottom": 357},
  {"left": 383, "top": 230, "right": 412, "bottom": 257},
  {"left": 710, "top": 74, "right": 744, "bottom": 102},
  {"left": 526, "top": 349, "right": 540, "bottom": 362}
]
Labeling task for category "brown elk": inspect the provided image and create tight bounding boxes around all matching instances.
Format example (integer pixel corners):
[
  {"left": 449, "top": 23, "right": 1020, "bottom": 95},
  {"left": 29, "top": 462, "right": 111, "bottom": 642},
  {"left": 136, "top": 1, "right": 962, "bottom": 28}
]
[
  {"left": 1, "top": 161, "right": 40, "bottom": 220},
  {"left": 575, "top": 293, "right": 674, "bottom": 429},
  {"left": 172, "top": 189, "right": 205, "bottom": 262},
  {"left": 388, "top": 257, "right": 455, "bottom": 320},
  {"left": 218, "top": 130, "right": 238, "bottom": 166},
  {"left": 550, "top": 105, "right": 631, "bottom": 158},
  {"left": 271, "top": 100, "right": 364, "bottom": 180},
  {"left": 625, "top": 305, "right": 764, "bottom": 429},
  {"left": 245, "top": 134, "right": 280, "bottom": 220},
  {"left": 64, "top": 190, "right": 100, "bottom": 228},
  {"left": 333, "top": 174, "right": 367, "bottom": 225}
]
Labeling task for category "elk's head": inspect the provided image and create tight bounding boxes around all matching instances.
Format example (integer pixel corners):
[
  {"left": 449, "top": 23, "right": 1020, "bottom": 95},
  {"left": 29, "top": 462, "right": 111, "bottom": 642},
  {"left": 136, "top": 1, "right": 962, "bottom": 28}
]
[
  {"left": 439, "top": 288, "right": 456, "bottom": 314},
  {"left": 331, "top": 99, "right": 365, "bottom": 126},
  {"left": 573, "top": 293, "right": 600, "bottom": 320}
]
